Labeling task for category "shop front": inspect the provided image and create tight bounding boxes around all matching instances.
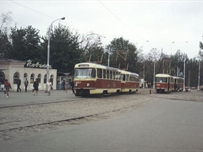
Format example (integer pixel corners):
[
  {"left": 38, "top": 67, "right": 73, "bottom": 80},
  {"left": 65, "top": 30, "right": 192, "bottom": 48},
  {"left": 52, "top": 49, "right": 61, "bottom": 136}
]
[{"left": 0, "top": 59, "right": 57, "bottom": 91}]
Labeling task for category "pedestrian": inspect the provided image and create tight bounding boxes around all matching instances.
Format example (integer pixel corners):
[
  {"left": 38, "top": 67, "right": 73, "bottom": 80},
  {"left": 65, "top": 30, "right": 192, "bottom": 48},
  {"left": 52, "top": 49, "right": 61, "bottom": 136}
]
[
  {"left": 65, "top": 80, "right": 69, "bottom": 93},
  {"left": 17, "top": 78, "right": 21, "bottom": 92},
  {"left": 33, "top": 78, "right": 39, "bottom": 96},
  {"left": 24, "top": 78, "right": 29, "bottom": 92},
  {"left": 46, "top": 79, "right": 52, "bottom": 96},
  {"left": 71, "top": 80, "right": 74, "bottom": 94},
  {"left": 62, "top": 80, "right": 65, "bottom": 91},
  {"left": 4, "top": 79, "right": 11, "bottom": 98}
]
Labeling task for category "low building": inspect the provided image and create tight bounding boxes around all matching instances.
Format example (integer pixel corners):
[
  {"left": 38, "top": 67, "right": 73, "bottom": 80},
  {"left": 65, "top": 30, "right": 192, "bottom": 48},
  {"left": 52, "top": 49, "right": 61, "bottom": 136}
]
[{"left": 0, "top": 59, "right": 57, "bottom": 91}]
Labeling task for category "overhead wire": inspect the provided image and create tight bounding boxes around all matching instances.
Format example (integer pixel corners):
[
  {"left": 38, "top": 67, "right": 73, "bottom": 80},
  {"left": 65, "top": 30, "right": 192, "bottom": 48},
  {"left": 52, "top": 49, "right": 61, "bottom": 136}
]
[
  {"left": 9, "top": 0, "right": 54, "bottom": 20},
  {"left": 97, "top": 0, "right": 148, "bottom": 42},
  {"left": 8, "top": 0, "right": 104, "bottom": 37}
]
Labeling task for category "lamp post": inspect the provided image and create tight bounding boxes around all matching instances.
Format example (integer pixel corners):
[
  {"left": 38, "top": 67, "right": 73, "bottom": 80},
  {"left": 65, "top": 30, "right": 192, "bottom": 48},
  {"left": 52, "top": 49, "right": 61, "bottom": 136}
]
[
  {"left": 183, "top": 58, "right": 186, "bottom": 91},
  {"left": 198, "top": 59, "right": 200, "bottom": 90},
  {"left": 197, "top": 55, "right": 203, "bottom": 90},
  {"left": 153, "top": 60, "right": 156, "bottom": 89},
  {"left": 143, "top": 64, "right": 145, "bottom": 88},
  {"left": 46, "top": 17, "right": 65, "bottom": 84},
  {"left": 108, "top": 47, "right": 111, "bottom": 66}
]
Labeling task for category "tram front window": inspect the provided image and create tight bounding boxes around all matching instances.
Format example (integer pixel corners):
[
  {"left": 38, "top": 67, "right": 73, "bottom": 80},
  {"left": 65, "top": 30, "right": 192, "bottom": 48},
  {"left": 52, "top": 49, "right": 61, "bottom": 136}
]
[
  {"left": 156, "top": 77, "right": 167, "bottom": 83},
  {"left": 75, "top": 68, "right": 96, "bottom": 78}
]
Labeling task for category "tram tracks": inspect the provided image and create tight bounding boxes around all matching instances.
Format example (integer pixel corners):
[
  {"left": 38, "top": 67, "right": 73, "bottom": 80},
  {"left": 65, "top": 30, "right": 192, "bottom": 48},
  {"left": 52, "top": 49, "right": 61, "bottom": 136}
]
[
  {"left": 0, "top": 95, "right": 157, "bottom": 135},
  {"left": 0, "top": 98, "right": 85, "bottom": 109}
]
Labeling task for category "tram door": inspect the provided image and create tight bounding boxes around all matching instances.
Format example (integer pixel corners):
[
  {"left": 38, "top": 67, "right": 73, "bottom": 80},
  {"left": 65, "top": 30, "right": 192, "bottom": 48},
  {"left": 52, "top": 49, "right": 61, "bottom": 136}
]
[{"left": 168, "top": 77, "right": 170, "bottom": 92}]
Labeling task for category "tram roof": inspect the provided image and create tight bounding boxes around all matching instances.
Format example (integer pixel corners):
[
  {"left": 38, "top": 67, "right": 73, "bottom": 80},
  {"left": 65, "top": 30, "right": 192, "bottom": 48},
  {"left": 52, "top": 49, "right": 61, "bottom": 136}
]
[
  {"left": 119, "top": 69, "right": 139, "bottom": 76},
  {"left": 74, "top": 62, "right": 119, "bottom": 71},
  {"left": 172, "top": 76, "right": 184, "bottom": 79},
  {"left": 156, "top": 73, "right": 171, "bottom": 77}
]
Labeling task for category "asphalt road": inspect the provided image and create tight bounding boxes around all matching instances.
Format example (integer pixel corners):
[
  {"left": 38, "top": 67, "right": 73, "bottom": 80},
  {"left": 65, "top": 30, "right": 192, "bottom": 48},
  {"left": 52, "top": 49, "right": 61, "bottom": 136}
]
[{"left": 1, "top": 98, "right": 203, "bottom": 152}]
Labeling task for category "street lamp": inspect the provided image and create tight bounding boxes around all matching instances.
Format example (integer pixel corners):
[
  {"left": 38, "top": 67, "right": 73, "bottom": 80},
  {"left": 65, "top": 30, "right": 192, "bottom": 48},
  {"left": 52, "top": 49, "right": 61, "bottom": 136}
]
[
  {"left": 198, "top": 59, "right": 200, "bottom": 90},
  {"left": 46, "top": 17, "right": 65, "bottom": 84},
  {"left": 183, "top": 58, "right": 186, "bottom": 91},
  {"left": 108, "top": 47, "right": 111, "bottom": 66},
  {"left": 197, "top": 55, "right": 203, "bottom": 90},
  {"left": 153, "top": 60, "right": 156, "bottom": 89}
]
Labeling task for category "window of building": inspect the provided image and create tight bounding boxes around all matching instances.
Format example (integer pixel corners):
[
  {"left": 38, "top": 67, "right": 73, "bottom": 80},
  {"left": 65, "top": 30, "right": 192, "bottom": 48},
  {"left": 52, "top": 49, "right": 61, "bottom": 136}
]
[
  {"left": 50, "top": 75, "right": 54, "bottom": 84},
  {"left": 0, "top": 71, "right": 5, "bottom": 84},
  {"left": 44, "top": 74, "right": 47, "bottom": 83},
  {"left": 30, "top": 73, "right": 35, "bottom": 83},
  {"left": 13, "top": 72, "right": 19, "bottom": 84},
  {"left": 24, "top": 73, "right": 28, "bottom": 82},
  {"left": 38, "top": 74, "right": 41, "bottom": 83}
]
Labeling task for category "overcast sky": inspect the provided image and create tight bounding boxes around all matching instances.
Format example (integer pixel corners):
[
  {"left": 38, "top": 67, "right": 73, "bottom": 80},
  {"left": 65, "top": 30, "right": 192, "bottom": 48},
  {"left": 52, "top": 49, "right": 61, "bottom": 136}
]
[{"left": 1, "top": 0, "right": 203, "bottom": 59}]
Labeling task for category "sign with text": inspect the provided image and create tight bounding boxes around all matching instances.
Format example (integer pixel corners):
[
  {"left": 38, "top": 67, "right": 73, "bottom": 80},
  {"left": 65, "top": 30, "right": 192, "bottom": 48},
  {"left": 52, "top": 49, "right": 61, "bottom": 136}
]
[{"left": 25, "top": 60, "right": 52, "bottom": 69}]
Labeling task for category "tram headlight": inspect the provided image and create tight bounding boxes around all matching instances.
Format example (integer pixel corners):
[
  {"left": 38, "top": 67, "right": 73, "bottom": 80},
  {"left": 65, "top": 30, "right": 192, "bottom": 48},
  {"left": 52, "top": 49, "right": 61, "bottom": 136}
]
[{"left": 87, "top": 83, "right": 90, "bottom": 86}]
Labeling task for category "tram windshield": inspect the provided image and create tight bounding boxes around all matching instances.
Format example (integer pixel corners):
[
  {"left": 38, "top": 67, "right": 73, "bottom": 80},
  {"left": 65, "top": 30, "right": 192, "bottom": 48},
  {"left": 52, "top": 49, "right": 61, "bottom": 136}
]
[
  {"left": 156, "top": 77, "right": 167, "bottom": 83},
  {"left": 75, "top": 68, "right": 96, "bottom": 78}
]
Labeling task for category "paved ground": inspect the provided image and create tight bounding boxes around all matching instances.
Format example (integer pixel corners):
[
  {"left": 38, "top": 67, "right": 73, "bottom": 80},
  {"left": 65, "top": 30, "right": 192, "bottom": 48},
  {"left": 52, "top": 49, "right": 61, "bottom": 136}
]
[
  {"left": 0, "top": 88, "right": 203, "bottom": 142},
  {"left": 1, "top": 88, "right": 202, "bottom": 107},
  {"left": 1, "top": 97, "right": 203, "bottom": 152},
  {"left": 0, "top": 89, "right": 76, "bottom": 107}
]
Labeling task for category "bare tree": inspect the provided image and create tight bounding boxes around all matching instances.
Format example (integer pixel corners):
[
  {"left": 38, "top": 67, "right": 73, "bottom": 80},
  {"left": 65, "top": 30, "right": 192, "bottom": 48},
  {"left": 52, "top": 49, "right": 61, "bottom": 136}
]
[{"left": 0, "top": 11, "right": 12, "bottom": 32}]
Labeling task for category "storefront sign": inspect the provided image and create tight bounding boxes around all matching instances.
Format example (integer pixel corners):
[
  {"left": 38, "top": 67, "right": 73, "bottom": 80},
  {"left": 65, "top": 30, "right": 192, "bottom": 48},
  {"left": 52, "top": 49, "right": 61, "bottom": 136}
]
[{"left": 25, "top": 60, "right": 52, "bottom": 69}]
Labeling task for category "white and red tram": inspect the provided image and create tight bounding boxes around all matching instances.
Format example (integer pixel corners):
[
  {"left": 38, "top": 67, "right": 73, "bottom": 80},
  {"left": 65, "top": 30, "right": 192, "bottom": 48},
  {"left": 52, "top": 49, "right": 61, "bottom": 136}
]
[
  {"left": 73, "top": 62, "right": 139, "bottom": 96},
  {"left": 155, "top": 74, "right": 174, "bottom": 93},
  {"left": 155, "top": 73, "right": 184, "bottom": 93},
  {"left": 74, "top": 62, "right": 121, "bottom": 96},
  {"left": 172, "top": 76, "right": 184, "bottom": 91},
  {"left": 119, "top": 69, "right": 139, "bottom": 93}
]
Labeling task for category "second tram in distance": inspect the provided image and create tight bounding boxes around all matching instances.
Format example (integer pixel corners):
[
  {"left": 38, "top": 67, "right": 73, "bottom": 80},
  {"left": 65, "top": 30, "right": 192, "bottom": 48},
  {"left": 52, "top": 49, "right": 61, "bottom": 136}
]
[
  {"left": 73, "top": 62, "right": 139, "bottom": 97},
  {"left": 155, "top": 73, "right": 184, "bottom": 93}
]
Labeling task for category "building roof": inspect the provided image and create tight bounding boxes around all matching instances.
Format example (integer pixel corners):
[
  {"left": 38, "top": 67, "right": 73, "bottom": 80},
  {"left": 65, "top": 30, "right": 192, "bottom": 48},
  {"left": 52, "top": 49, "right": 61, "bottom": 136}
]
[
  {"left": 0, "top": 58, "right": 25, "bottom": 64},
  {"left": 57, "top": 72, "right": 71, "bottom": 76}
]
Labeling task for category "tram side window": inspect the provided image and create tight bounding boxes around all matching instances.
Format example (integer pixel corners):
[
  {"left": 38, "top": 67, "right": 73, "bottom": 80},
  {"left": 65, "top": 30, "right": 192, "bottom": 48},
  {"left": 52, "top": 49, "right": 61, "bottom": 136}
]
[
  {"left": 130, "top": 75, "right": 136, "bottom": 81},
  {"left": 115, "top": 72, "right": 120, "bottom": 80},
  {"left": 126, "top": 75, "right": 129, "bottom": 81},
  {"left": 156, "top": 77, "right": 167, "bottom": 82},
  {"left": 178, "top": 79, "right": 183, "bottom": 83},
  {"left": 97, "top": 69, "right": 102, "bottom": 78},
  {"left": 109, "top": 70, "right": 112, "bottom": 79},
  {"left": 91, "top": 69, "right": 96, "bottom": 78},
  {"left": 130, "top": 75, "right": 132, "bottom": 81},
  {"left": 121, "top": 74, "right": 125, "bottom": 81},
  {"left": 135, "top": 76, "right": 139, "bottom": 82},
  {"left": 112, "top": 71, "right": 115, "bottom": 80},
  {"left": 103, "top": 70, "right": 107, "bottom": 79},
  {"left": 107, "top": 70, "right": 109, "bottom": 79}
]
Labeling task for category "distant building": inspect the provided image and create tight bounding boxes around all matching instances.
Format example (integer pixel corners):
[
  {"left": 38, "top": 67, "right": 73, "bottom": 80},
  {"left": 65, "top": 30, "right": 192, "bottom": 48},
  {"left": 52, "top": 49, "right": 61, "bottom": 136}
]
[
  {"left": 57, "top": 72, "right": 72, "bottom": 89},
  {"left": 0, "top": 59, "right": 57, "bottom": 91}
]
